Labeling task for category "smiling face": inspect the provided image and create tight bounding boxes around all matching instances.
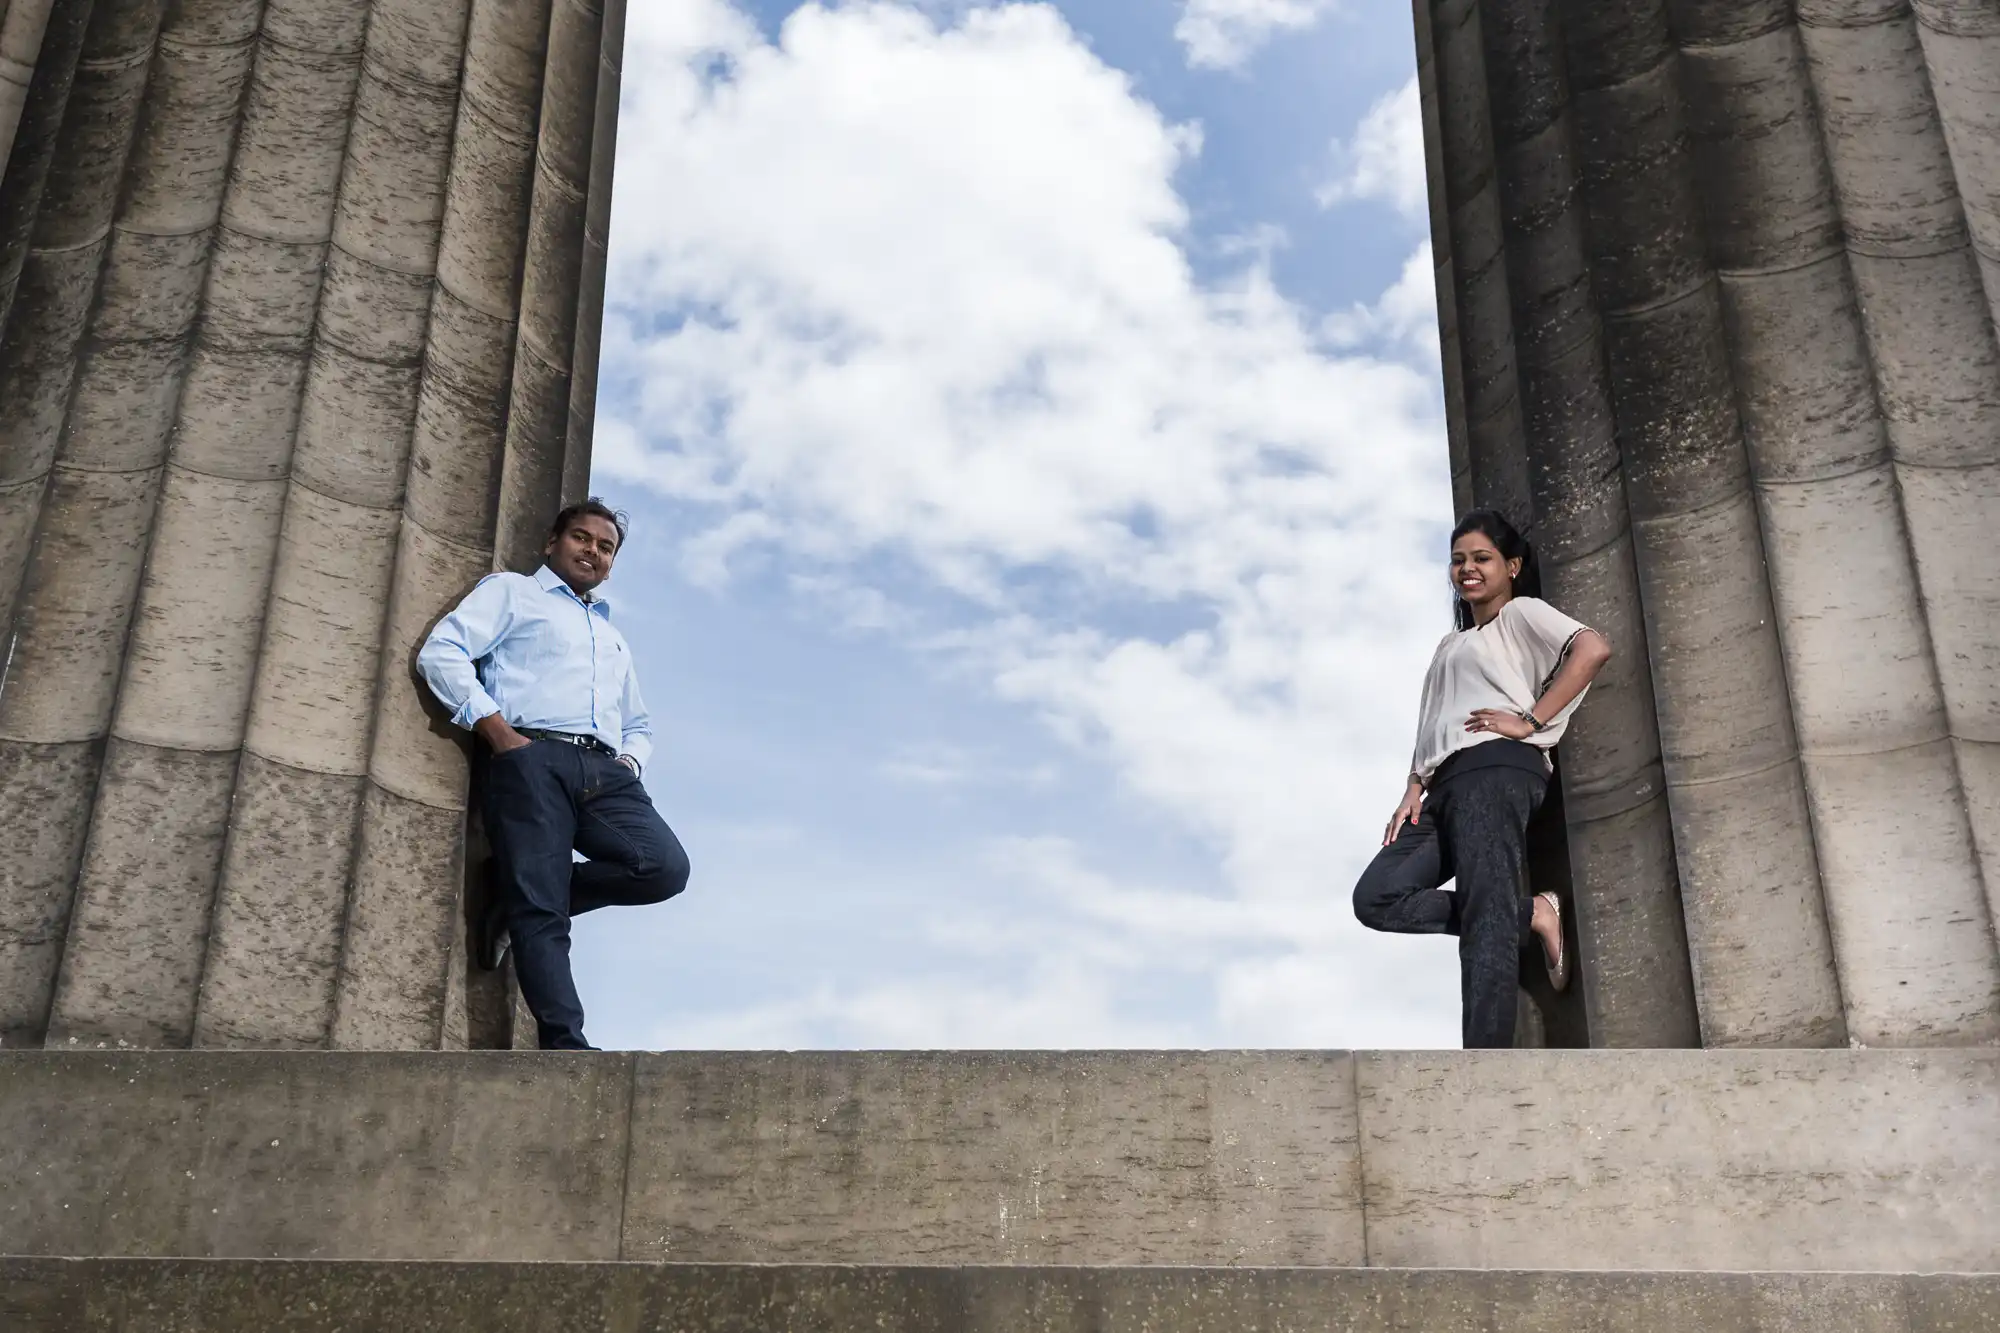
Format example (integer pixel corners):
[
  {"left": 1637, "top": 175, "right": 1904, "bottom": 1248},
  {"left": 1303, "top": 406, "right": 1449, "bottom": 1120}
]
[
  {"left": 544, "top": 512, "right": 621, "bottom": 595},
  {"left": 1451, "top": 528, "right": 1521, "bottom": 620}
]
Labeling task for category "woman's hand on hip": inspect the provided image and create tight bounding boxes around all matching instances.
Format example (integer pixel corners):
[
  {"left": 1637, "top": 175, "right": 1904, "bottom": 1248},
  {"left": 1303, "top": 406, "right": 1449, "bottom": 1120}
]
[
  {"left": 1466, "top": 708, "right": 1536, "bottom": 741},
  {"left": 1384, "top": 782, "right": 1424, "bottom": 845}
]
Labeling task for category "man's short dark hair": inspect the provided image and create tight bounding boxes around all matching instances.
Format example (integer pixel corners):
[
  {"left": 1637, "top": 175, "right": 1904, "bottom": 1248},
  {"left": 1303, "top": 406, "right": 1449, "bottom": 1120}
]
[{"left": 550, "top": 497, "right": 629, "bottom": 551}]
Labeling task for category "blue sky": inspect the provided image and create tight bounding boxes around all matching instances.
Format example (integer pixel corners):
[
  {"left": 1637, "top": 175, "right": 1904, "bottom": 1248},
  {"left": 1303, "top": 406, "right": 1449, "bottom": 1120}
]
[{"left": 577, "top": 0, "right": 1459, "bottom": 1049}]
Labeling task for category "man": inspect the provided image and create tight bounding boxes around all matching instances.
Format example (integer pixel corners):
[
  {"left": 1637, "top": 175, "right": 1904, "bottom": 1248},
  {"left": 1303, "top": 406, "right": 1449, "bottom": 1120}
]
[{"left": 418, "top": 499, "right": 689, "bottom": 1050}]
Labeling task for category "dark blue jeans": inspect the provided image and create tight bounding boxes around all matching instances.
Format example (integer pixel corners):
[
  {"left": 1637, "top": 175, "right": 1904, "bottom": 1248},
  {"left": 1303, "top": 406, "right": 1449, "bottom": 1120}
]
[
  {"left": 480, "top": 740, "right": 690, "bottom": 1050},
  {"left": 1352, "top": 766, "right": 1545, "bottom": 1049}
]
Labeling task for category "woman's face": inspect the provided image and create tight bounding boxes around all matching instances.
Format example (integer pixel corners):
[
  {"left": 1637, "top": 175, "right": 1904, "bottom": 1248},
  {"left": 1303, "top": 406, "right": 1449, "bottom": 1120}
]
[{"left": 1451, "top": 531, "right": 1521, "bottom": 611}]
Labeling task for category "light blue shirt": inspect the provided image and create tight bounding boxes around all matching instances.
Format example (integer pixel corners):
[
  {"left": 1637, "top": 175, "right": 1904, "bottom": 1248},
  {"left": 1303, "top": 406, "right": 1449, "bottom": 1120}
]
[{"left": 418, "top": 565, "right": 653, "bottom": 770}]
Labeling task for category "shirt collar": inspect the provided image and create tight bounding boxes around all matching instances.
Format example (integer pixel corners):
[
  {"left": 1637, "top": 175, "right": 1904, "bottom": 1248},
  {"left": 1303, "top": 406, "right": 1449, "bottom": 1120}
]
[{"left": 535, "top": 564, "right": 612, "bottom": 616}]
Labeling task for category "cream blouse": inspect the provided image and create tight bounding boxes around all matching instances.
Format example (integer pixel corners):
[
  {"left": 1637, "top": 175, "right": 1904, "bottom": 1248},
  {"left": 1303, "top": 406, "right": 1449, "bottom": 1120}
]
[{"left": 1409, "top": 596, "right": 1592, "bottom": 785}]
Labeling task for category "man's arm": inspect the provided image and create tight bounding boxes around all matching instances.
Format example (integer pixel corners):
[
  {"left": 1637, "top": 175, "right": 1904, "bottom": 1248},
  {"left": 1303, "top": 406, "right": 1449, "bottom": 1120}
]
[
  {"left": 617, "top": 655, "right": 654, "bottom": 774},
  {"left": 418, "top": 576, "right": 529, "bottom": 752}
]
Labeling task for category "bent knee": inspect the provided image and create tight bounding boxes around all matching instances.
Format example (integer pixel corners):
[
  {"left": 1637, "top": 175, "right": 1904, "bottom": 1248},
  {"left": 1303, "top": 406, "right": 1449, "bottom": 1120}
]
[
  {"left": 1353, "top": 882, "right": 1385, "bottom": 931},
  {"left": 634, "top": 846, "right": 691, "bottom": 904},
  {"left": 1352, "top": 867, "right": 1399, "bottom": 932}
]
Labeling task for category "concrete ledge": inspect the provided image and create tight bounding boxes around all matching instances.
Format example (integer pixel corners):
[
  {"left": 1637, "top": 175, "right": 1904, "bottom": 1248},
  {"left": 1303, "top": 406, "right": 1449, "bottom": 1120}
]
[
  {"left": 2, "top": 1259, "right": 1996, "bottom": 1332},
  {"left": 622, "top": 1050, "right": 1363, "bottom": 1264},
  {"left": 1356, "top": 1049, "right": 2000, "bottom": 1272},
  {"left": 2, "top": 1050, "right": 1995, "bottom": 1270},
  {"left": 0, "top": 1052, "right": 632, "bottom": 1260}
]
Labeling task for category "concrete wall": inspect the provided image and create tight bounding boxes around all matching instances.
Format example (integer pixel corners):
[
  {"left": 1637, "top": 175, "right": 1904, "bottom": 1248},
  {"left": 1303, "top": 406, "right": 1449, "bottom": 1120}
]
[
  {"left": 3, "top": 1260, "right": 1996, "bottom": 1333},
  {"left": 1, "top": 1050, "right": 1993, "bottom": 1272},
  {"left": 0, "top": 0, "right": 622, "bottom": 1052},
  {"left": 1416, "top": 0, "right": 2000, "bottom": 1048}
]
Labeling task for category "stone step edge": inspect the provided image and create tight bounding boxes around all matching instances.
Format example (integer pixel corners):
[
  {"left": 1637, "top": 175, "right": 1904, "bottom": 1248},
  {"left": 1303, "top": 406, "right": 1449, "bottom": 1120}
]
[
  {"left": 5, "top": 1257, "right": 1995, "bottom": 1333},
  {"left": 7, "top": 1257, "right": 2000, "bottom": 1274}
]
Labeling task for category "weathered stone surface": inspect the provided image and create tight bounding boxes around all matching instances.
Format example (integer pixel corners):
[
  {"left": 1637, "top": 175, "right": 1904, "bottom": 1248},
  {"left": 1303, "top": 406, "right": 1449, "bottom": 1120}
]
[
  {"left": 111, "top": 467, "right": 286, "bottom": 752},
  {"left": 0, "top": 739, "right": 98, "bottom": 1048},
  {"left": 0, "top": 1053, "right": 630, "bottom": 1258},
  {"left": 1355, "top": 1049, "right": 2000, "bottom": 1271},
  {"left": 330, "top": 785, "right": 466, "bottom": 1050},
  {"left": 622, "top": 1050, "right": 1365, "bottom": 1266},
  {"left": 239, "top": 488, "right": 400, "bottom": 776},
  {"left": 364, "top": 517, "right": 485, "bottom": 810},
  {"left": 0, "top": 465, "right": 161, "bottom": 744},
  {"left": 46, "top": 741, "right": 237, "bottom": 1050},
  {"left": 1, "top": 1050, "right": 1996, "bottom": 1270},
  {"left": 193, "top": 758, "right": 364, "bottom": 1049}
]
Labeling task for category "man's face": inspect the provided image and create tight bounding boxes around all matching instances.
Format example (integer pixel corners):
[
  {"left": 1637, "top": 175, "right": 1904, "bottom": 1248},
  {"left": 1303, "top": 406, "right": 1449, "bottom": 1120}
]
[{"left": 545, "top": 513, "right": 620, "bottom": 594}]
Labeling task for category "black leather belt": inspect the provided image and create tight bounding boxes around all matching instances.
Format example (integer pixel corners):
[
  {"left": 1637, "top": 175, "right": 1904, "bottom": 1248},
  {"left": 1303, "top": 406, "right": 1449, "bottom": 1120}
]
[{"left": 516, "top": 727, "right": 616, "bottom": 756}]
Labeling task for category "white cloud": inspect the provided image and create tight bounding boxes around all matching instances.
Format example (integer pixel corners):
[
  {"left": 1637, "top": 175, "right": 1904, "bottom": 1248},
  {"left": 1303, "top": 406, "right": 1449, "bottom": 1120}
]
[
  {"left": 1175, "top": 0, "right": 1340, "bottom": 70},
  {"left": 1317, "top": 74, "right": 1427, "bottom": 220},
  {"left": 877, "top": 741, "right": 1057, "bottom": 789},
  {"left": 602, "top": 0, "right": 1459, "bottom": 1049},
  {"left": 1321, "top": 243, "right": 1438, "bottom": 357}
]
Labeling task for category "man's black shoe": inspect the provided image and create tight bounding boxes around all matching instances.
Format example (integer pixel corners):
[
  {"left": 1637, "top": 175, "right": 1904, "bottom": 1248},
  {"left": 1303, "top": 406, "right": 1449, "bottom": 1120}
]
[{"left": 473, "top": 861, "right": 510, "bottom": 971}]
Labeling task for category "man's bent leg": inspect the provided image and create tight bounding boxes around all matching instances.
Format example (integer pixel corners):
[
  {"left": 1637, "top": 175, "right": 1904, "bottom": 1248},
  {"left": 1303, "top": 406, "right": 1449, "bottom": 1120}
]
[
  {"left": 571, "top": 752, "right": 691, "bottom": 916},
  {"left": 1441, "top": 769, "right": 1544, "bottom": 1049},
  {"left": 480, "top": 743, "right": 592, "bottom": 1049}
]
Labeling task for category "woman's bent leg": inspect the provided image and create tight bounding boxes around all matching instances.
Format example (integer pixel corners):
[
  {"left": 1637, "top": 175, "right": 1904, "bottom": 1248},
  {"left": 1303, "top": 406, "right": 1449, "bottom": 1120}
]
[
  {"left": 1441, "top": 769, "right": 1544, "bottom": 1048},
  {"left": 1352, "top": 805, "right": 1453, "bottom": 933}
]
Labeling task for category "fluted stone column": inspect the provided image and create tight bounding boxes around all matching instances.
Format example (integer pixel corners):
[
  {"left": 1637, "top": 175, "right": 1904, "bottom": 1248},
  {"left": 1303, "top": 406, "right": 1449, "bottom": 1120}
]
[
  {"left": 40, "top": 0, "right": 263, "bottom": 1048},
  {"left": 1430, "top": 0, "right": 1533, "bottom": 526},
  {"left": 0, "top": 0, "right": 165, "bottom": 1046},
  {"left": 1904, "top": 0, "right": 2000, "bottom": 942},
  {"left": 1415, "top": 0, "right": 1473, "bottom": 514},
  {"left": 0, "top": 0, "right": 152, "bottom": 610},
  {"left": 0, "top": 0, "right": 60, "bottom": 178},
  {"left": 1474, "top": 0, "right": 1709, "bottom": 1048},
  {"left": 196, "top": 0, "right": 475, "bottom": 1049},
  {"left": 1422, "top": 0, "right": 1705, "bottom": 1047},
  {"left": 331, "top": 0, "right": 554, "bottom": 1051},
  {"left": 0, "top": 0, "right": 617, "bottom": 1051},
  {"left": 1421, "top": 0, "right": 2000, "bottom": 1046},
  {"left": 1671, "top": 0, "right": 1998, "bottom": 1045},
  {"left": 0, "top": 0, "right": 89, "bottom": 338},
  {"left": 561, "top": 0, "right": 621, "bottom": 511},
  {"left": 1564, "top": 0, "right": 1847, "bottom": 1051},
  {"left": 50, "top": 0, "right": 371, "bottom": 1052},
  {"left": 1798, "top": 0, "right": 2000, "bottom": 1031},
  {"left": 494, "top": 0, "right": 600, "bottom": 572}
]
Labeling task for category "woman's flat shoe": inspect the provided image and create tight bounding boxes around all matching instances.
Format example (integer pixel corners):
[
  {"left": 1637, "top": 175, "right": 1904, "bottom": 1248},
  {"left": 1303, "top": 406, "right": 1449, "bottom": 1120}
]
[{"left": 1538, "top": 891, "right": 1571, "bottom": 993}]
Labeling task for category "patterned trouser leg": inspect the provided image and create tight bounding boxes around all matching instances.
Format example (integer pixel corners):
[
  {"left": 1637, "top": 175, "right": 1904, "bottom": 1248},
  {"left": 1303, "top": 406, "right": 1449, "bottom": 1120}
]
[{"left": 1353, "top": 766, "right": 1546, "bottom": 1048}]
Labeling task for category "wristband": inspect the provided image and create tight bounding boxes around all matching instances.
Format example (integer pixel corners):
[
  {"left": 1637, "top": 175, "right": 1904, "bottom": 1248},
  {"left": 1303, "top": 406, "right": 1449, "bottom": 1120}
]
[{"left": 1518, "top": 708, "right": 1550, "bottom": 734}]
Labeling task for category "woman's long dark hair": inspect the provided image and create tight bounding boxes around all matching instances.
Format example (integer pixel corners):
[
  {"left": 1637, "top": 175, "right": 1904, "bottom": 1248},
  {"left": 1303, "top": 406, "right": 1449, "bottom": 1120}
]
[{"left": 1451, "top": 509, "right": 1541, "bottom": 631}]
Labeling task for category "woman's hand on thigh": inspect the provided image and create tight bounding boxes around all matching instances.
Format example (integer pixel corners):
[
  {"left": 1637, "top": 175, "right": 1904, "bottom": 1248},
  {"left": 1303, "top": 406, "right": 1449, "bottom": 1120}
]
[{"left": 1384, "top": 781, "right": 1425, "bottom": 845}]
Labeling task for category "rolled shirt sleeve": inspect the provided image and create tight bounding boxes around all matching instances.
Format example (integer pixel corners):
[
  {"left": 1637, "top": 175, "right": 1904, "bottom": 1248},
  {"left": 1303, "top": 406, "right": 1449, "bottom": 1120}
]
[
  {"left": 617, "top": 654, "right": 654, "bottom": 772},
  {"left": 418, "top": 574, "right": 513, "bottom": 730}
]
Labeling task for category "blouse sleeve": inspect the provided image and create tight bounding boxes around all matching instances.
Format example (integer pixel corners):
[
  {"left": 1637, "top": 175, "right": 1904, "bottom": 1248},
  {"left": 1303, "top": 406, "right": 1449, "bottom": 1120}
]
[
  {"left": 1507, "top": 597, "right": 1591, "bottom": 691},
  {"left": 1409, "top": 633, "right": 1454, "bottom": 783}
]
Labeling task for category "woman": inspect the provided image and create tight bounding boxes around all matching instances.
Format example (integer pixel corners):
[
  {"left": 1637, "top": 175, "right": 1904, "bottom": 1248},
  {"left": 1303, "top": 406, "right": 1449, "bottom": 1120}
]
[{"left": 1353, "top": 509, "right": 1612, "bottom": 1049}]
